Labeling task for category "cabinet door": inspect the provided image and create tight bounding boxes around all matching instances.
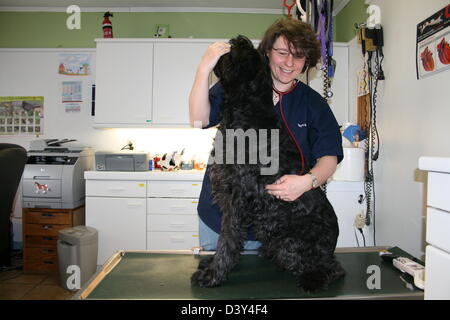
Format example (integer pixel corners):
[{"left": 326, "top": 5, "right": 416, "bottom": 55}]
[
  {"left": 86, "top": 197, "right": 146, "bottom": 265},
  {"left": 152, "top": 42, "right": 211, "bottom": 125},
  {"left": 95, "top": 42, "right": 153, "bottom": 125}
]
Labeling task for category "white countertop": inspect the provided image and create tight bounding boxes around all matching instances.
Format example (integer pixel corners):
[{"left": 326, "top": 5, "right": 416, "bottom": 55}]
[
  {"left": 419, "top": 156, "right": 450, "bottom": 173},
  {"left": 84, "top": 169, "right": 206, "bottom": 181}
]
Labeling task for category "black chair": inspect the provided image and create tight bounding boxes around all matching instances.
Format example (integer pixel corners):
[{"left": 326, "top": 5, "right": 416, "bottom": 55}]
[{"left": 0, "top": 143, "right": 27, "bottom": 267}]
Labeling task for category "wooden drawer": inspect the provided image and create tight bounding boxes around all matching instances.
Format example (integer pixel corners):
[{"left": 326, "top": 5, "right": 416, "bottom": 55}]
[
  {"left": 24, "top": 247, "right": 58, "bottom": 261},
  {"left": 147, "top": 181, "right": 201, "bottom": 198},
  {"left": 147, "top": 231, "right": 199, "bottom": 250},
  {"left": 24, "top": 211, "right": 72, "bottom": 225},
  {"left": 24, "top": 235, "right": 58, "bottom": 247},
  {"left": 147, "top": 214, "right": 198, "bottom": 232},
  {"left": 426, "top": 207, "right": 450, "bottom": 252},
  {"left": 24, "top": 256, "right": 58, "bottom": 273},
  {"left": 147, "top": 198, "right": 198, "bottom": 215},
  {"left": 86, "top": 180, "right": 147, "bottom": 197},
  {"left": 428, "top": 172, "right": 450, "bottom": 212},
  {"left": 24, "top": 223, "right": 70, "bottom": 237}
]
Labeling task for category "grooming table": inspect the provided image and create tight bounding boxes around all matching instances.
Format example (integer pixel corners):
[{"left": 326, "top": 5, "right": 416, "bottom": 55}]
[{"left": 74, "top": 247, "right": 424, "bottom": 300}]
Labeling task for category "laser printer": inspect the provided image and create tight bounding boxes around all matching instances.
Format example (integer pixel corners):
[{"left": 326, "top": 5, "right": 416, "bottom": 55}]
[{"left": 22, "top": 139, "right": 94, "bottom": 209}]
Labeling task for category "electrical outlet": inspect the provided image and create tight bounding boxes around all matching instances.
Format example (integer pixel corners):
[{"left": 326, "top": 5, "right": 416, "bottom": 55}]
[{"left": 354, "top": 212, "right": 366, "bottom": 229}]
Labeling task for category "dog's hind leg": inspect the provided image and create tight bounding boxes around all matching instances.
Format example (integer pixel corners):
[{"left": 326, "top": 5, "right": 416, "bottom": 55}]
[{"left": 191, "top": 212, "right": 246, "bottom": 287}]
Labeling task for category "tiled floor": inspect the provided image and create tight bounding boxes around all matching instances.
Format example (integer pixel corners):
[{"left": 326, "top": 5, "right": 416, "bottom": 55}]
[
  {"left": 0, "top": 251, "right": 77, "bottom": 300},
  {"left": 0, "top": 270, "right": 77, "bottom": 300}
]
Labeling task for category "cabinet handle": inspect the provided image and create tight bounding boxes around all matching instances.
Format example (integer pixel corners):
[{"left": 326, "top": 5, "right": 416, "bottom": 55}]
[
  {"left": 127, "top": 202, "right": 142, "bottom": 208},
  {"left": 170, "top": 205, "right": 186, "bottom": 212},
  {"left": 108, "top": 187, "right": 125, "bottom": 191},
  {"left": 170, "top": 236, "right": 185, "bottom": 243},
  {"left": 41, "top": 213, "right": 54, "bottom": 218},
  {"left": 170, "top": 222, "right": 186, "bottom": 227},
  {"left": 42, "top": 225, "right": 53, "bottom": 230}
]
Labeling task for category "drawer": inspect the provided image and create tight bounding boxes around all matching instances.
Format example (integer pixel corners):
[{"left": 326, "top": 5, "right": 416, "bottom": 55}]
[
  {"left": 24, "top": 247, "right": 58, "bottom": 261},
  {"left": 147, "top": 232, "right": 199, "bottom": 250},
  {"left": 147, "top": 214, "right": 198, "bottom": 232},
  {"left": 24, "top": 235, "right": 58, "bottom": 247},
  {"left": 425, "top": 245, "right": 450, "bottom": 300},
  {"left": 25, "top": 210, "right": 71, "bottom": 225},
  {"left": 428, "top": 172, "right": 450, "bottom": 212},
  {"left": 147, "top": 198, "right": 198, "bottom": 215},
  {"left": 86, "top": 180, "right": 146, "bottom": 197},
  {"left": 24, "top": 256, "right": 58, "bottom": 273},
  {"left": 426, "top": 207, "right": 450, "bottom": 252},
  {"left": 24, "top": 223, "right": 69, "bottom": 237},
  {"left": 147, "top": 181, "right": 201, "bottom": 198}
]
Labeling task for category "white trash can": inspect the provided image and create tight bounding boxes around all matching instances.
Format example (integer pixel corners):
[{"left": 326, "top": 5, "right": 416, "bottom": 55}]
[{"left": 57, "top": 226, "right": 98, "bottom": 291}]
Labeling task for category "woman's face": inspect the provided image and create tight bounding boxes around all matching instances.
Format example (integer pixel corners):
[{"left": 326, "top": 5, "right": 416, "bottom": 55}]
[{"left": 267, "top": 36, "right": 306, "bottom": 91}]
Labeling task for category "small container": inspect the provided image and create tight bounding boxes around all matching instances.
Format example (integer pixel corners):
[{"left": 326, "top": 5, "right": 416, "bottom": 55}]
[{"left": 148, "top": 159, "right": 153, "bottom": 171}]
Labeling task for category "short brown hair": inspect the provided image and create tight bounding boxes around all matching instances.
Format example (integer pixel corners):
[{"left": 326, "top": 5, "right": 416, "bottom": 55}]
[{"left": 258, "top": 18, "right": 321, "bottom": 73}]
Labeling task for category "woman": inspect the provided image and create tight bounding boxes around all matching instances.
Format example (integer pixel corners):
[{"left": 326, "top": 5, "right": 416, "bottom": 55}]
[{"left": 189, "top": 18, "right": 343, "bottom": 250}]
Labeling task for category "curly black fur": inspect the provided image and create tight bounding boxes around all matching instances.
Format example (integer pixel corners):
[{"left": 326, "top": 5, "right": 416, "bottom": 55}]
[{"left": 191, "top": 35, "right": 345, "bottom": 293}]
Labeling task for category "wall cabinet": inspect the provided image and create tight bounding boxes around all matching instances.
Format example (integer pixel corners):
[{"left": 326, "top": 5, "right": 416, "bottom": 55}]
[
  {"left": 95, "top": 41, "right": 154, "bottom": 125},
  {"left": 94, "top": 39, "right": 213, "bottom": 127}
]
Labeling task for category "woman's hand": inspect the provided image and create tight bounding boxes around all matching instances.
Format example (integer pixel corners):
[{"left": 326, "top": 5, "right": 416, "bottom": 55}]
[
  {"left": 265, "top": 174, "right": 313, "bottom": 202},
  {"left": 198, "top": 42, "right": 231, "bottom": 74}
]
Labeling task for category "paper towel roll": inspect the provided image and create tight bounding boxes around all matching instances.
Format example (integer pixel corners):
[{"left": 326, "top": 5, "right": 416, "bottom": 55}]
[{"left": 333, "top": 148, "right": 365, "bottom": 181}]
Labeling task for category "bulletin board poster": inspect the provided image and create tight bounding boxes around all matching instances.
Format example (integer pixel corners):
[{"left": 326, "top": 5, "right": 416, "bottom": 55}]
[
  {"left": 416, "top": 4, "right": 450, "bottom": 79},
  {"left": 0, "top": 96, "right": 44, "bottom": 136},
  {"left": 58, "top": 53, "right": 91, "bottom": 76}
]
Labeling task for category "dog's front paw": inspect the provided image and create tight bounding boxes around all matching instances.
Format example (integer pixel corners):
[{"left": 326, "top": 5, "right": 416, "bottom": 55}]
[
  {"left": 297, "top": 269, "right": 329, "bottom": 294},
  {"left": 191, "top": 267, "right": 224, "bottom": 288}
]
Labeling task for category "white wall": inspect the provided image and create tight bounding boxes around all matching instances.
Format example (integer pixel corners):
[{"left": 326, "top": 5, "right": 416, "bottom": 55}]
[{"left": 362, "top": 0, "right": 450, "bottom": 259}]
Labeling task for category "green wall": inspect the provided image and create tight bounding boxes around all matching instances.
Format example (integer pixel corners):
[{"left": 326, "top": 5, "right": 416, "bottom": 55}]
[
  {"left": 0, "top": 12, "right": 281, "bottom": 48},
  {"left": 334, "top": 0, "right": 368, "bottom": 42}
]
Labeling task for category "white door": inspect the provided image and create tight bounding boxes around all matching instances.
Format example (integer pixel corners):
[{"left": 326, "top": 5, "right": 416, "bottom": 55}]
[
  {"left": 86, "top": 196, "right": 146, "bottom": 265},
  {"left": 95, "top": 41, "right": 153, "bottom": 125},
  {"left": 152, "top": 42, "right": 211, "bottom": 125}
]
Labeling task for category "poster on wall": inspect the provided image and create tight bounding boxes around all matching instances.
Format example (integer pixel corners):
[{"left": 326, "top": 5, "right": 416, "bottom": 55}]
[
  {"left": 416, "top": 4, "right": 450, "bottom": 79},
  {"left": 62, "top": 81, "right": 82, "bottom": 113},
  {"left": 0, "top": 96, "right": 44, "bottom": 136},
  {"left": 58, "top": 53, "right": 91, "bottom": 76}
]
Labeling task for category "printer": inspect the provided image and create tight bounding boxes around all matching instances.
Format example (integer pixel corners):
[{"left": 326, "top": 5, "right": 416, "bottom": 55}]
[
  {"left": 22, "top": 139, "right": 93, "bottom": 209},
  {"left": 95, "top": 151, "right": 149, "bottom": 171}
]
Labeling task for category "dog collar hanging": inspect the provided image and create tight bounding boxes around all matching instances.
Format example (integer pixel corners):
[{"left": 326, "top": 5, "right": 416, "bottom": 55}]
[{"left": 273, "top": 81, "right": 305, "bottom": 174}]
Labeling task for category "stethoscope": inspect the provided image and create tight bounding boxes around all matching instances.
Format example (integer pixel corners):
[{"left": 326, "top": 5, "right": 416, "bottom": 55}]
[{"left": 272, "top": 80, "right": 306, "bottom": 174}]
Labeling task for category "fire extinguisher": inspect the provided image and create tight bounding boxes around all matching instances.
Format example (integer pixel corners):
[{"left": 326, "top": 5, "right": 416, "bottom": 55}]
[{"left": 102, "top": 12, "right": 113, "bottom": 38}]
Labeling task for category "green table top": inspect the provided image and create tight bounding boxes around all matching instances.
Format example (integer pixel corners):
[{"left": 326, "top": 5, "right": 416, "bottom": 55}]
[{"left": 82, "top": 247, "right": 423, "bottom": 300}]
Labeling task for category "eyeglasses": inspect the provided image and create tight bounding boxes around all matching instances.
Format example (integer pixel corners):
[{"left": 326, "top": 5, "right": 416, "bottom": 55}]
[{"left": 272, "top": 48, "right": 306, "bottom": 61}]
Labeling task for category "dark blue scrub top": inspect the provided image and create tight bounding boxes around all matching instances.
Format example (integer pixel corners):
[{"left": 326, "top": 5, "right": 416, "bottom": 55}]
[{"left": 198, "top": 81, "right": 343, "bottom": 238}]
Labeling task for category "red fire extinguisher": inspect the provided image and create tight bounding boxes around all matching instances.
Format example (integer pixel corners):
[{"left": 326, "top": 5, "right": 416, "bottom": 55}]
[{"left": 102, "top": 12, "right": 113, "bottom": 38}]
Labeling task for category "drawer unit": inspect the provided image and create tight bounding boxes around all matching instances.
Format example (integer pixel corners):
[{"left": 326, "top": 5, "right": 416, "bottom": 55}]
[
  {"left": 427, "top": 172, "right": 450, "bottom": 212},
  {"left": 147, "top": 181, "right": 201, "bottom": 198},
  {"left": 22, "top": 206, "right": 85, "bottom": 273},
  {"left": 425, "top": 245, "right": 450, "bottom": 300},
  {"left": 426, "top": 207, "right": 450, "bottom": 252},
  {"left": 147, "top": 215, "right": 198, "bottom": 232},
  {"left": 86, "top": 180, "right": 147, "bottom": 197},
  {"left": 147, "top": 232, "right": 199, "bottom": 250},
  {"left": 147, "top": 198, "right": 198, "bottom": 215}
]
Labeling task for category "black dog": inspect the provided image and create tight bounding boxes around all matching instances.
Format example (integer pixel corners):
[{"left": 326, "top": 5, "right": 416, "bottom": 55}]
[{"left": 191, "top": 35, "right": 345, "bottom": 293}]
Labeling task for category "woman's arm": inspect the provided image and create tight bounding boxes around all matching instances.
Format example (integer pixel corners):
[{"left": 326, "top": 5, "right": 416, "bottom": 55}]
[
  {"left": 189, "top": 42, "right": 230, "bottom": 128},
  {"left": 265, "top": 155, "right": 338, "bottom": 201}
]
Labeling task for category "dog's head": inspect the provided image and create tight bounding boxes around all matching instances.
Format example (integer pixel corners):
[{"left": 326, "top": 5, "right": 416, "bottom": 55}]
[{"left": 213, "top": 35, "right": 271, "bottom": 92}]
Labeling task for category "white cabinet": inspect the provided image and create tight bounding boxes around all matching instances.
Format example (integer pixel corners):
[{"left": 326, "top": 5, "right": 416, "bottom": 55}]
[
  {"left": 85, "top": 171, "right": 204, "bottom": 265},
  {"left": 95, "top": 40, "right": 154, "bottom": 126},
  {"left": 146, "top": 180, "right": 201, "bottom": 250},
  {"left": 85, "top": 180, "right": 147, "bottom": 265},
  {"left": 418, "top": 156, "right": 450, "bottom": 300},
  {"left": 152, "top": 42, "right": 210, "bottom": 125}
]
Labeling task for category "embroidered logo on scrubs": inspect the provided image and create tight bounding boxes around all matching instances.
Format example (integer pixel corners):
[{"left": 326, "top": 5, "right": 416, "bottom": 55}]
[{"left": 298, "top": 123, "right": 307, "bottom": 128}]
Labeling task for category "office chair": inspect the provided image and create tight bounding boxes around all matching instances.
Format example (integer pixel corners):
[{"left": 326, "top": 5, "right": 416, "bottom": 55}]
[{"left": 0, "top": 143, "right": 27, "bottom": 267}]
